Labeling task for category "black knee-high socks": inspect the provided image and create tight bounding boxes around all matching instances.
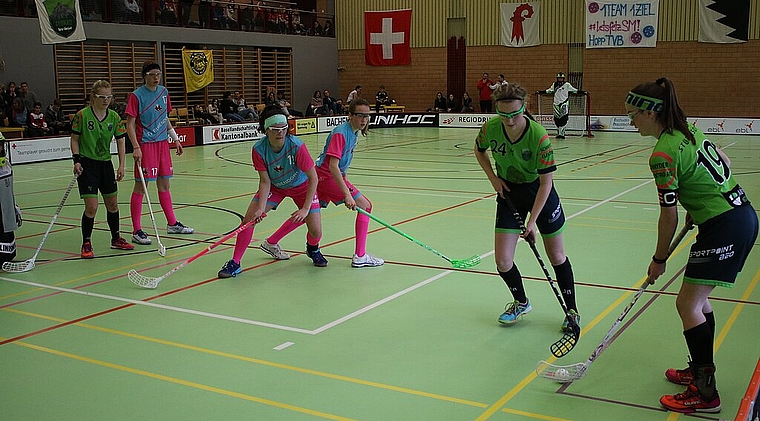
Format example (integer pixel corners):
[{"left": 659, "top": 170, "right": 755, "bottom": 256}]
[
  {"left": 685, "top": 311, "right": 716, "bottom": 366},
  {"left": 498, "top": 265, "right": 527, "bottom": 304},
  {"left": 553, "top": 257, "right": 577, "bottom": 311}
]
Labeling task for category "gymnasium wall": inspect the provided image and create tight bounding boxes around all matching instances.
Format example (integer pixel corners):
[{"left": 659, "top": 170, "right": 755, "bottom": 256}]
[
  {"left": 336, "top": 0, "right": 760, "bottom": 117},
  {"left": 0, "top": 16, "right": 339, "bottom": 114}
]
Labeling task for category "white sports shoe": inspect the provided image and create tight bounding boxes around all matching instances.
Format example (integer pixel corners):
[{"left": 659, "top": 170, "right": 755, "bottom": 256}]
[
  {"left": 351, "top": 253, "right": 384, "bottom": 268},
  {"left": 167, "top": 221, "right": 194, "bottom": 234},
  {"left": 259, "top": 241, "right": 291, "bottom": 260}
]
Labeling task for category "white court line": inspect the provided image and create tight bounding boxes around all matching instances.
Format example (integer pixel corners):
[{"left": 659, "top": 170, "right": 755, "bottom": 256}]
[
  {"left": 0, "top": 180, "right": 650, "bottom": 336},
  {"left": 0, "top": 277, "right": 313, "bottom": 335},
  {"left": 274, "top": 342, "right": 295, "bottom": 351}
]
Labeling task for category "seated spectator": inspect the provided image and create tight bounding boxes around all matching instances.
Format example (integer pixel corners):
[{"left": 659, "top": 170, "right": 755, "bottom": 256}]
[
  {"left": 276, "top": 91, "right": 302, "bottom": 117},
  {"left": 207, "top": 98, "right": 223, "bottom": 123},
  {"left": 446, "top": 93, "right": 458, "bottom": 112},
  {"left": 291, "top": 10, "right": 305, "bottom": 34},
  {"left": 10, "top": 98, "right": 28, "bottom": 129},
  {"left": 194, "top": 104, "right": 218, "bottom": 124},
  {"left": 310, "top": 19, "right": 322, "bottom": 36},
  {"left": 306, "top": 90, "right": 328, "bottom": 116},
  {"left": 220, "top": 91, "right": 244, "bottom": 122},
  {"left": 427, "top": 92, "right": 446, "bottom": 112},
  {"left": 27, "top": 102, "right": 51, "bottom": 137},
  {"left": 45, "top": 99, "right": 70, "bottom": 135},
  {"left": 233, "top": 90, "right": 257, "bottom": 120},
  {"left": 322, "top": 19, "right": 333, "bottom": 37},
  {"left": 264, "top": 91, "right": 278, "bottom": 107},
  {"left": 333, "top": 98, "right": 346, "bottom": 115},
  {"left": 375, "top": 85, "right": 392, "bottom": 112},
  {"left": 265, "top": 5, "right": 277, "bottom": 32},
  {"left": 461, "top": 91, "right": 474, "bottom": 112},
  {"left": 3, "top": 82, "right": 19, "bottom": 113},
  {"left": 322, "top": 89, "right": 336, "bottom": 115}
]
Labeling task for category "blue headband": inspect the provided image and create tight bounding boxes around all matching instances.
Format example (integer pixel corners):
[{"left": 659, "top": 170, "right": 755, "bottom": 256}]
[{"left": 264, "top": 114, "right": 288, "bottom": 129}]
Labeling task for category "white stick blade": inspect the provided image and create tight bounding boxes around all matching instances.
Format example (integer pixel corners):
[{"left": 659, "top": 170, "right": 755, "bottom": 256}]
[
  {"left": 536, "top": 360, "right": 587, "bottom": 382},
  {"left": 158, "top": 245, "right": 166, "bottom": 257},
  {"left": 2, "top": 260, "right": 35, "bottom": 273},
  {"left": 127, "top": 269, "right": 159, "bottom": 289}
]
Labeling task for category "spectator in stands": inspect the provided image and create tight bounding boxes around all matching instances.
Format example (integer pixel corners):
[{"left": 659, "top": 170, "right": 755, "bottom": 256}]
[
  {"left": 375, "top": 85, "right": 391, "bottom": 113},
  {"left": 233, "top": 90, "right": 257, "bottom": 121},
  {"left": 110, "top": 92, "right": 129, "bottom": 119},
  {"left": 346, "top": 85, "right": 361, "bottom": 105},
  {"left": 311, "top": 19, "right": 322, "bottom": 36},
  {"left": 427, "top": 92, "right": 446, "bottom": 112},
  {"left": 333, "top": 98, "right": 346, "bottom": 115},
  {"left": 179, "top": 0, "right": 194, "bottom": 26},
  {"left": 277, "top": 91, "right": 302, "bottom": 117},
  {"left": 446, "top": 93, "right": 458, "bottom": 112},
  {"left": 27, "top": 102, "right": 50, "bottom": 137},
  {"left": 291, "top": 10, "right": 305, "bottom": 34},
  {"left": 307, "top": 90, "right": 328, "bottom": 116},
  {"left": 2, "top": 81, "right": 19, "bottom": 119},
  {"left": 207, "top": 98, "right": 223, "bottom": 123},
  {"left": 10, "top": 98, "right": 28, "bottom": 129},
  {"left": 264, "top": 91, "right": 278, "bottom": 107},
  {"left": 193, "top": 104, "right": 217, "bottom": 124},
  {"left": 322, "top": 89, "right": 336, "bottom": 115},
  {"left": 18, "top": 82, "right": 39, "bottom": 113},
  {"left": 220, "top": 91, "right": 244, "bottom": 122},
  {"left": 476, "top": 72, "right": 494, "bottom": 113},
  {"left": 252, "top": 0, "right": 265, "bottom": 31},
  {"left": 45, "top": 99, "right": 70, "bottom": 135},
  {"left": 123, "top": 0, "right": 142, "bottom": 22},
  {"left": 198, "top": 0, "right": 211, "bottom": 27},
  {"left": 156, "top": 0, "right": 177, "bottom": 24},
  {"left": 265, "top": 5, "right": 277, "bottom": 32},
  {"left": 0, "top": 84, "right": 8, "bottom": 125},
  {"left": 224, "top": 2, "right": 238, "bottom": 29},
  {"left": 323, "top": 19, "right": 333, "bottom": 37},
  {"left": 490, "top": 73, "right": 508, "bottom": 91},
  {"left": 461, "top": 91, "right": 474, "bottom": 112}
]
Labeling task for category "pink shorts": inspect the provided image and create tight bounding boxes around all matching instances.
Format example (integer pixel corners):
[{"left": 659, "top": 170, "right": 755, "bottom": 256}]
[
  {"left": 316, "top": 174, "right": 362, "bottom": 208},
  {"left": 134, "top": 141, "right": 173, "bottom": 181},
  {"left": 253, "top": 182, "right": 320, "bottom": 213}
]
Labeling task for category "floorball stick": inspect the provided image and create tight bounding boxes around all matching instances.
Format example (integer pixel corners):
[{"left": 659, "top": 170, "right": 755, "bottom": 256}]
[
  {"left": 501, "top": 193, "right": 580, "bottom": 358},
  {"left": 537, "top": 218, "right": 695, "bottom": 382},
  {"left": 137, "top": 166, "right": 166, "bottom": 257},
  {"left": 357, "top": 208, "right": 481, "bottom": 269},
  {"left": 128, "top": 219, "right": 259, "bottom": 289},
  {"left": 2, "top": 175, "right": 77, "bottom": 273}
]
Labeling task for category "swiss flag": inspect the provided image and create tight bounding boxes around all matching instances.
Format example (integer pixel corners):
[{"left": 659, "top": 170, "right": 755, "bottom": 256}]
[{"left": 365, "top": 9, "right": 412, "bottom": 66}]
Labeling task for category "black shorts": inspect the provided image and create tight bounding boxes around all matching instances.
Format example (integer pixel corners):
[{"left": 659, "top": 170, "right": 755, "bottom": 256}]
[
  {"left": 684, "top": 204, "right": 758, "bottom": 288},
  {"left": 77, "top": 156, "right": 118, "bottom": 199},
  {"left": 495, "top": 178, "right": 566, "bottom": 237}
]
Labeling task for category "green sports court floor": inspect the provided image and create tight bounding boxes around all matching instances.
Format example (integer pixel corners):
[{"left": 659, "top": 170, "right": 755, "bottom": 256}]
[{"left": 1, "top": 127, "right": 758, "bottom": 421}]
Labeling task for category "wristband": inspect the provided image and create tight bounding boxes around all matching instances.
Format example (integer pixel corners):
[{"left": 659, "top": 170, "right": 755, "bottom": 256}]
[
  {"left": 652, "top": 255, "right": 667, "bottom": 264},
  {"left": 72, "top": 154, "right": 81, "bottom": 164},
  {"left": 168, "top": 128, "right": 179, "bottom": 142}
]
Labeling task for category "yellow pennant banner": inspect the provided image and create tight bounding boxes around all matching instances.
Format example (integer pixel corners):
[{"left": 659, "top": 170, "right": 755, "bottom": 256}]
[{"left": 182, "top": 49, "right": 214, "bottom": 92}]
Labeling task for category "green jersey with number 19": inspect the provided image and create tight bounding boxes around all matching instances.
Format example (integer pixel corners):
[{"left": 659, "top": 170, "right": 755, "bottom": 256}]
[
  {"left": 649, "top": 124, "right": 749, "bottom": 225},
  {"left": 476, "top": 116, "right": 556, "bottom": 184}
]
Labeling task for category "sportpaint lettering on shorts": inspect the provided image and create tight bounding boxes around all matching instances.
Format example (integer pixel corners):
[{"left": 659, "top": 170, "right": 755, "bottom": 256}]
[{"left": 690, "top": 244, "right": 735, "bottom": 259}]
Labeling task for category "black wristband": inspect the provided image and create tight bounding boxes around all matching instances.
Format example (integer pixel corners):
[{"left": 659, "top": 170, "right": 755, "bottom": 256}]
[
  {"left": 652, "top": 255, "right": 667, "bottom": 264},
  {"left": 72, "top": 154, "right": 81, "bottom": 164}
]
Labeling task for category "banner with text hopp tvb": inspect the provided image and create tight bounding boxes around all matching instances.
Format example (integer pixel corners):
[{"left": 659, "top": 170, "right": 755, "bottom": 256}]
[{"left": 585, "top": 0, "right": 659, "bottom": 48}]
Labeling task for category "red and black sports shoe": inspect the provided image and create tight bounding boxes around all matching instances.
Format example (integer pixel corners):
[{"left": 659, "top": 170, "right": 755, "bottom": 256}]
[
  {"left": 660, "top": 384, "right": 721, "bottom": 413},
  {"left": 110, "top": 237, "right": 135, "bottom": 251},
  {"left": 81, "top": 241, "right": 94, "bottom": 259},
  {"left": 665, "top": 366, "right": 694, "bottom": 385}
]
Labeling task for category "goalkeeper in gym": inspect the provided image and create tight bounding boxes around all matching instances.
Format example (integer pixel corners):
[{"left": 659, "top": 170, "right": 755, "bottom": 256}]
[{"left": 542, "top": 72, "right": 583, "bottom": 139}]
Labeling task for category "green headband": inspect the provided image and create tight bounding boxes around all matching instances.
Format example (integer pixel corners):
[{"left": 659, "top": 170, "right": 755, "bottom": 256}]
[
  {"left": 625, "top": 91, "right": 664, "bottom": 112},
  {"left": 495, "top": 102, "right": 525, "bottom": 119},
  {"left": 264, "top": 114, "right": 288, "bottom": 130}
]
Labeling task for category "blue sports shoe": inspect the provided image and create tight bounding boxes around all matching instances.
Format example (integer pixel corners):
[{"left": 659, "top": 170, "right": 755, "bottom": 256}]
[
  {"left": 218, "top": 259, "right": 241, "bottom": 278},
  {"left": 306, "top": 248, "right": 328, "bottom": 267},
  {"left": 561, "top": 310, "right": 581, "bottom": 333},
  {"left": 498, "top": 299, "right": 532, "bottom": 325}
]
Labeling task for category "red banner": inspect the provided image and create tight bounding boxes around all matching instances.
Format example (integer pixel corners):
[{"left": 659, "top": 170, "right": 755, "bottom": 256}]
[{"left": 365, "top": 9, "right": 412, "bottom": 66}]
